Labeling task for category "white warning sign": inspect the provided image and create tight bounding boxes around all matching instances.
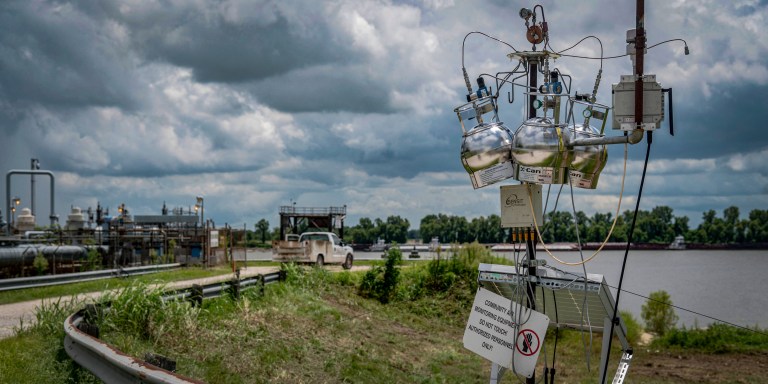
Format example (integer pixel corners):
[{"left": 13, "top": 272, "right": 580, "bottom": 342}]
[{"left": 463, "top": 288, "right": 549, "bottom": 378}]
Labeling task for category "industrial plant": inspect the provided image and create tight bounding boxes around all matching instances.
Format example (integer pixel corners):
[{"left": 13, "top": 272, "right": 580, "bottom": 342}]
[{"left": 2, "top": 166, "right": 220, "bottom": 278}]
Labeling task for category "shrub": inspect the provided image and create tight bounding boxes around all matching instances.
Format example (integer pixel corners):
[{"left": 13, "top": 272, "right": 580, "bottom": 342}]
[
  {"left": 423, "top": 242, "right": 508, "bottom": 295},
  {"left": 654, "top": 323, "right": 768, "bottom": 353},
  {"left": 359, "top": 247, "right": 402, "bottom": 304},
  {"left": 32, "top": 252, "right": 48, "bottom": 275},
  {"left": 85, "top": 248, "right": 101, "bottom": 271},
  {"left": 620, "top": 310, "right": 642, "bottom": 345},
  {"left": 641, "top": 290, "right": 678, "bottom": 336}
]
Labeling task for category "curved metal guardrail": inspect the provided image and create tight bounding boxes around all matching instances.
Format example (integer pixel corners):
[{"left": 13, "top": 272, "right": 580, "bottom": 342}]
[
  {"left": 0, "top": 263, "right": 182, "bottom": 292},
  {"left": 63, "top": 271, "right": 284, "bottom": 383}
]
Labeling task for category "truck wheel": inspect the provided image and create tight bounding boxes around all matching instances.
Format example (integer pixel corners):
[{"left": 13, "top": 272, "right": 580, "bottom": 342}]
[
  {"left": 315, "top": 255, "right": 324, "bottom": 268},
  {"left": 343, "top": 254, "right": 353, "bottom": 270}
]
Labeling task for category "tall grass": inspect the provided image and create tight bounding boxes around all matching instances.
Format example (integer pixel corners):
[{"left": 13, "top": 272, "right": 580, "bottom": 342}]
[
  {"left": 0, "top": 296, "right": 100, "bottom": 383},
  {"left": 653, "top": 323, "right": 768, "bottom": 353},
  {"left": 97, "top": 282, "right": 202, "bottom": 344}
]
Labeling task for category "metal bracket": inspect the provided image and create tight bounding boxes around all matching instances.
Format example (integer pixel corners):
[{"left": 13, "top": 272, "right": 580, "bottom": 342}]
[
  {"left": 489, "top": 362, "right": 506, "bottom": 384},
  {"left": 521, "top": 259, "right": 547, "bottom": 267},
  {"left": 612, "top": 351, "right": 633, "bottom": 384}
]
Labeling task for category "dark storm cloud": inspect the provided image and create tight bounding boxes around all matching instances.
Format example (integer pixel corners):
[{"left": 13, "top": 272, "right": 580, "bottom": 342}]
[
  {"left": 734, "top": 0, "right": 768, "bottom": 17},
  {"left": 75, "top": 1, "right": 355, "bottom": 84},
  {"left": 246, "top": 66, "right": 396, "bottom": 113},
  {"left": 650, "top": 86, "right": 768, "bottom": 160},
  {"left": 0, "top": 2, "right": 141, "bottom": 111}
]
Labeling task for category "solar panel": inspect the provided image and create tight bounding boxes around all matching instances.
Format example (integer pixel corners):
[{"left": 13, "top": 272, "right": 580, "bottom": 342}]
[{"left": 477, "top": 262, "right": 628, "bottom": 345}]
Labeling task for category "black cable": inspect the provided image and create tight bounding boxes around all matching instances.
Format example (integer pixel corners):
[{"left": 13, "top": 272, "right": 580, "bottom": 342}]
[
  {"left": 551, "top": 290, "right": 559, "bottom": 384},
  {"left": 600, "top": 134, "right": 652, "bottom": 382},
  {"left": 462, "top": 31, "right": 518, "bottom": 67},
  {"left": 609, "top": 285, "right": 768, "bottom": 338}
]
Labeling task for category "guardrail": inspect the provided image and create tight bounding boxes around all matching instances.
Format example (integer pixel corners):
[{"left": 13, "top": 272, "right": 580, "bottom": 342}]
[
  {"left": 63, "top": 270, "right": 284, "bottom": 383},
  {"left": 0, "top": 263, "right": 182, "bottom": 292}
]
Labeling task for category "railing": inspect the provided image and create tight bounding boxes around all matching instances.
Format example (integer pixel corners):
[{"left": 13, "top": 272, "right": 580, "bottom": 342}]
[
  {"left": 278, "top": 206, "right": 346, "bottom": 215},
  {"left": 0, "top": 263, "right": 181, "bottom": 292},
  {"left": 63, "top": 271, "right": 285, "bottom": 383}
]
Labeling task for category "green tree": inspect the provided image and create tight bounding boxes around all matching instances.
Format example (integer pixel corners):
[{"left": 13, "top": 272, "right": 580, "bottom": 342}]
[
  {"left": 672, "top": 215, "right": 689, "bottom": 237},
  {"left": 544, "top": 211, "right": 574, "bottom": 242},
  {"left": 255, "top": 219, "right": 270, "bottom": 243},
  {"left": 385, "top": 215, "right": 410, "bottom": 243},
  {"left": 352, "top": 217, "right": 377, "bottom": 244},
  {"left": 419, "top": 214, "right": 442, "bottom": 243},
  {"left": 746, "top": 209, "right": 768, "bottom": 242},
  {"left": 641, "top": 290, "right": 678, "bottom": 336},
  {"left": 588, "top": 212, "right": 612, "bottom": 243}
]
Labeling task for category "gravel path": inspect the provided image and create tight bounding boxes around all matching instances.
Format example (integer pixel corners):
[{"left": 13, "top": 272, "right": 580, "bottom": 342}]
[{"left": 0, "top": 266, "right": 279, "bottom": 340}]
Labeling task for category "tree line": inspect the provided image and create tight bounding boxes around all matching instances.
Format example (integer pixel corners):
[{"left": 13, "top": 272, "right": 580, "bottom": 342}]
[{"left": 250, "top": 206, "right": 768, "bottom": 245}]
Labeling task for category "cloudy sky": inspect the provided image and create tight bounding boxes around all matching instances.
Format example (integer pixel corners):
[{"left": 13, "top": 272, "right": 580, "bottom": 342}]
[{"left": 1, "top": 0, "right": 766, "bottom": 231}]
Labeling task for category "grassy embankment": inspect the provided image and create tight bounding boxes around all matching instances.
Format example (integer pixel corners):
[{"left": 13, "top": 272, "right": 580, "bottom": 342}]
[
  {"left": 0, "top": 258, "right": 411, "bottom": 306},
  {"left": 0, "top": 265, "right": 251, "bottom": 306},
  {"left": 1, "top": 244, "right": 767, "bottom": 383}
]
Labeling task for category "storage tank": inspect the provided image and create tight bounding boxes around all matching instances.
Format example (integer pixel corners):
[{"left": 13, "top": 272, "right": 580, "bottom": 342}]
[
  {"left": 16, "top": 208, "right": 35, "bottom": 232},
  {"left": 65, "top": 207, "right": 86, "bottom": 230}
]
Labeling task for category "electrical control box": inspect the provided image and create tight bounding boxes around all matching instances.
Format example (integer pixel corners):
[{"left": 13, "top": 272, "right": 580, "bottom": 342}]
[
  {"left": 611, "top": 74, "right": 664, "bottom": 131},
  {"left": 500, "top": 184, "right": 542, "bottom": 228}
]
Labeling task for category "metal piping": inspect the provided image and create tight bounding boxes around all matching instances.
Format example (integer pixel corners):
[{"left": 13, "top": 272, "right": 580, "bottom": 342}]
[
  {"left": 0, "top": 245, "right": 88, "bottom": 267},
  {"left": 5, "top": 170, "right": 56, "bottom": 234},
  {"left": 569, "top": 128, "right": 644, "bottom": 147}
]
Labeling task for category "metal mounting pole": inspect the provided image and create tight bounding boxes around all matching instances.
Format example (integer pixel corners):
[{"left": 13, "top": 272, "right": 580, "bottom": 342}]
[
  {"left": 526, "top": 57, "right": 538, "bottom": 384},
  {"left": 601, "top": 1, "right": 645, "bottom": 382},
  {"left": 525, "top": 227, "right": 537, "bottom": 384}
]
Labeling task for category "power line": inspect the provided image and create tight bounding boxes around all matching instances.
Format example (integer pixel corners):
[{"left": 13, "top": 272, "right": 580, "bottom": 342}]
[
  {"left": 544, "top": 265, "right": 768, "bottom": 337},
  {"left": 609, "top": 284, "right": 768, "bottom": 337}
]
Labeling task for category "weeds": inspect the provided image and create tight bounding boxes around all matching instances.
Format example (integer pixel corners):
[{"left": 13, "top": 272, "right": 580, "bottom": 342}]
[
  {"left": 653, "top": 323, "right": 768, "bottom": 353},
  {"left": 359, "top": 247, "right": 402, "bottom": 303},
  {"left": 97, "top": 282, "right": 202, "bottom": 346}
]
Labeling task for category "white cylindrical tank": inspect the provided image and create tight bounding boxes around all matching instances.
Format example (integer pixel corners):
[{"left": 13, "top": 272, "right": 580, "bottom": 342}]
[
  {"left": 66, "top": 206, "right": 86, "bottom": 230},
  {"left": 16, "top": 207, "right": 35, "bottom": 232}
]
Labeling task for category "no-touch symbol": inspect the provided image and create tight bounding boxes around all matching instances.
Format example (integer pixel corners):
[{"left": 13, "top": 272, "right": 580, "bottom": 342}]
[{"left": 516, "top": 329, "right": 540, "bottom": 356}]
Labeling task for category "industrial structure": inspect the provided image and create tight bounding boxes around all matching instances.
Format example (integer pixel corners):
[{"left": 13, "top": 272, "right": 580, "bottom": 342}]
[
  {"left": 278, "top": 205, "right": 347, "bottom": 240},
  {"left": 0, "top": 197, "right": 225, "bottom": 278}
]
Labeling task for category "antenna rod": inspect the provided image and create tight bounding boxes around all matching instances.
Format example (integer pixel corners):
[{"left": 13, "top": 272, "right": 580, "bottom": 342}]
[{"left": 634, "top": 0, "right": 645, "bottom": 132}]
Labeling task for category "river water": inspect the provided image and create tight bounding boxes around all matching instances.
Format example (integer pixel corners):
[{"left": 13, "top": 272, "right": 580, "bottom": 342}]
[
  {"left": 250, "top": 248, "right": 767, "bottom": 328},
  {"left": 492, "top": 249, "right": 768, "bottom": 329}
]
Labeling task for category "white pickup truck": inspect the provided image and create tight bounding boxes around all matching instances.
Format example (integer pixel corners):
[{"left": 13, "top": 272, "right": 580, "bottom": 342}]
[{"left": 272, "top": 232, "right": 354, "bottom": 269}]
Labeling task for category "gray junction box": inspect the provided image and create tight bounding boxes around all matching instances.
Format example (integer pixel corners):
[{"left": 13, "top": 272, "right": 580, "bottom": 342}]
[{"left": 612, "top": 74, "right": 664, "bottom": 131}]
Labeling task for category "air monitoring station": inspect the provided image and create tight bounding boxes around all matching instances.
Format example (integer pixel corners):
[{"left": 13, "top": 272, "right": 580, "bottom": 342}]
[{"left": 455, "top": 2, "right": 686, "bottom": 383}]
